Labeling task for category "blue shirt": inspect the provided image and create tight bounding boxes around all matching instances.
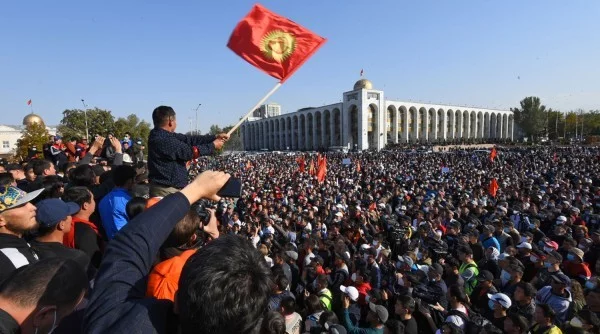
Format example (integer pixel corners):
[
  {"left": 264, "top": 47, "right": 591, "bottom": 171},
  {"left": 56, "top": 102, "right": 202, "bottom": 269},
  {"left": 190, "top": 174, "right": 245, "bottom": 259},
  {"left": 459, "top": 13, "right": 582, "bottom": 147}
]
[
  {"left": 99, "top": 188, "right": 132, "bottom": 240},
  {"left": 84, "top": 192, "right": 190, "bottom": 333},
  {"left": 147, "top": 128, "right": 216, "bottom": 189},
  {"left": 481, "top": 235, "right": 501, "bottom": 252}
]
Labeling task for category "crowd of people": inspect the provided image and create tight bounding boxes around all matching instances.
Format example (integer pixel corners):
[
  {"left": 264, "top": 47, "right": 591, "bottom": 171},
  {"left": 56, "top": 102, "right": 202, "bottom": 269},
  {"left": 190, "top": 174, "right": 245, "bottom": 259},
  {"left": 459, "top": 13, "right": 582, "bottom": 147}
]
[{"left": 1, "top": 106, "right": 600, "bottom": 334}]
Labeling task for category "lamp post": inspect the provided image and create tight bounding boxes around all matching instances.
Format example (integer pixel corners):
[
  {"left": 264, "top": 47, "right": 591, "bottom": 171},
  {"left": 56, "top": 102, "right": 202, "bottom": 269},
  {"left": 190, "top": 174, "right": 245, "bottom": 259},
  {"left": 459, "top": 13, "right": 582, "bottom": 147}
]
[
  {"left": 194, "top": 104, "right": 201, "bottom": 135},
  {"left": 81, "top": 99, "right": 89, "bottom": 141}
]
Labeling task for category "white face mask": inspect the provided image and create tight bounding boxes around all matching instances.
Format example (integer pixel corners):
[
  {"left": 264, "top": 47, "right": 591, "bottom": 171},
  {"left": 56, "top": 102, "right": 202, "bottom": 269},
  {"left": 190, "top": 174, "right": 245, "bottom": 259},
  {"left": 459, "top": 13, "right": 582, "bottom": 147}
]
[
  {"left": 543, "top": 247, "right": 554, "bottom": 253},
  {"left": 351, "top": 273, "right": 357, "bottom": 282},
  {"left": 570, "top": 317, "right": 584, "bottom": 328},
  {"left": 34, "top": 309, "right": 57, "bottom": 334},
  {"left": 397, "top": 276, "right": 405, "bottom": 286},
  {"left": 373, "top": 240, "right": 379, "bottom": 246},
  {"left": 530, "top": 255, "right": 540, "bottom": 263},
  {"left": 365, "top": 295, "right": 371, "bottom": 303}
]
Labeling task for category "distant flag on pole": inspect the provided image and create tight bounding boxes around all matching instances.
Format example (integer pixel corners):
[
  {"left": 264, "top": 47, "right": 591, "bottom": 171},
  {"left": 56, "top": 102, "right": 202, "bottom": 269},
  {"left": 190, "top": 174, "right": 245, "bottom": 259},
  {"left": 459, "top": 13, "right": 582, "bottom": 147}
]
[
  {"left": 490, "top": 147, "right": 497, "bottom": 162},
  {"left": 27, "top": 99, "right": 32, "bottom": 105},
  {"left": 489, "top": 178, "right": 499, "bottom": 197},
  {"left": 317, "top": 155, "right": 327, "bottom": 183},
  {"left": 360, "top": 69, "right": 363, "bottom": 77},
  {"left": 227, "top": 4, "right": 327, "bottom": 83}
]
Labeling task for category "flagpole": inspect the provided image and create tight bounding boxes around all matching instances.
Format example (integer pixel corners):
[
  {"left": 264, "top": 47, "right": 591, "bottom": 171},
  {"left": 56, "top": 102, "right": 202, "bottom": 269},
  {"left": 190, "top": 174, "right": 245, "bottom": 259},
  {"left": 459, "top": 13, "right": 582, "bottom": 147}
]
[{"left": 227, "top": 82, "right": 282, "bottom": 136}]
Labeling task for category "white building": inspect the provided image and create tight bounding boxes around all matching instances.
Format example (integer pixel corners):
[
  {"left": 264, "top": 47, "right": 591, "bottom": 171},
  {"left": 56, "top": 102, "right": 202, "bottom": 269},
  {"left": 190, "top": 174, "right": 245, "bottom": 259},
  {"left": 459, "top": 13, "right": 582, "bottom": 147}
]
[
  {"left": 252, "top": 103, "right": 281, "bottom": 118},
  {"left": 0, "top": 114, "right": 57, "bottom": 157},
  {"left": 241, "top": 79, "right": 514, "bottom": 151}
]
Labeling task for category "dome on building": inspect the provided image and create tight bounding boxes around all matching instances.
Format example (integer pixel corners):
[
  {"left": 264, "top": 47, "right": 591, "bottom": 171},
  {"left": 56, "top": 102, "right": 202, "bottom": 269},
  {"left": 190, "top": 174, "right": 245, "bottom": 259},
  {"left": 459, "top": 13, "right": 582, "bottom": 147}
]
[
  {"left": 22, "top": 113, "right": 45, "bottom": 127},
  {"left": 353, "top": 79, "right": 373, "bottom": 90}
]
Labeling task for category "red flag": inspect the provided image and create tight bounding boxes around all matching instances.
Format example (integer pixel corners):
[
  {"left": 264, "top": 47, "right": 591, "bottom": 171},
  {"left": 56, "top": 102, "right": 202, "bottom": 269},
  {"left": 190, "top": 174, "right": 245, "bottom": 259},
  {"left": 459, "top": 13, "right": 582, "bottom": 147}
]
[
  {"left": 360, "top": 69, "right": 363, "bottom": 77},
  {"left": 245, "top": 161, "right": 252, "bottom": 170},
  {"left": 489, "top": 178, "right": 499, "bottom": 198},
  {"left": 296, "top": 156, "right": 306, "bottom": 173},
  {"left": 553, "top": 152, "right": 558, "bottom": 162},
  {"left": 308, "top": 159, "right": 315, "bottom": 176},
  {"left": 227, "top": 4, "right": 326, "bottom": 83},
  {"left": 317, "top": 155, "right": 327, "bottom": 183},
  {"left": 356, "top": 160, "right": 361, "bottom": 173},
  {"left": 27, "top": 99, "right": 32, "bottom": 105},
  {"left": 490, "top": 147, "right": 497, "bottom": 162}
]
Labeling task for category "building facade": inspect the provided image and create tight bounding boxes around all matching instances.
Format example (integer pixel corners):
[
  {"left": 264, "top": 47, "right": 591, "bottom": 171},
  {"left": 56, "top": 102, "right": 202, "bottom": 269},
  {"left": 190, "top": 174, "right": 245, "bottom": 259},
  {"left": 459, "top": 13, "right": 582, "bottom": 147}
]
[
  {"left": 252, "top": 103, "right": 282, "bottom": 118},
  {"left": 0, "top": 114, "right": 57, "bottom": 157},
  {"left": 241, "top": 79, "right": 514, "bottom": 151}
]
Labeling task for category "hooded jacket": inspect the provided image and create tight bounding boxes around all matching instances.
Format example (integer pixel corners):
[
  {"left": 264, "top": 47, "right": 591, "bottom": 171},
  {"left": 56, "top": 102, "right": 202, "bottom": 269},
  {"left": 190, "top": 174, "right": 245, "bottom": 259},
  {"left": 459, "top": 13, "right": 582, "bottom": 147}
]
[{"left": 536, "top": 285, "right": 572, "bottom": 324}]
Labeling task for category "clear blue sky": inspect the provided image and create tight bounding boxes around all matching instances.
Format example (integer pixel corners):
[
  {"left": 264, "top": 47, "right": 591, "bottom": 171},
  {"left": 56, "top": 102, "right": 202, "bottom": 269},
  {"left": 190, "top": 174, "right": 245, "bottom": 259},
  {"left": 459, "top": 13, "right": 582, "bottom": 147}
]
[{"left": 1, "top": 1, "right": 598, "bottom": 133}]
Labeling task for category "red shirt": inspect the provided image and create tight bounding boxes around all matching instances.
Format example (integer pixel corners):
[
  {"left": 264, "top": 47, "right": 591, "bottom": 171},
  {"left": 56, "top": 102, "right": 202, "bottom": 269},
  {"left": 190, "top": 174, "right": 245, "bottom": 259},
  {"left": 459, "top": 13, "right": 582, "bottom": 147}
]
[
  {"left": 355, "top": 282, "right": 372, "bottom": 305},
  {"left": 562, "top": 260, "right": 591, "bottom": 279}
]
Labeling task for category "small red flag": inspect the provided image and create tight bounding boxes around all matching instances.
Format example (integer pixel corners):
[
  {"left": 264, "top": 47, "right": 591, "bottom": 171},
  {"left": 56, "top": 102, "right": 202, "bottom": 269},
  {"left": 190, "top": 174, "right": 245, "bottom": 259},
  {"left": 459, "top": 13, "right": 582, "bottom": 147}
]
[
  {"left": 245, "top": 161, "right": 252, "bottom": 170},
  {"left": 317, "top": 155, "right": 327, "bottom": 183},
  {"left": 489, "top": 178, "right": 499, "bottom": 198},
  {"left": 356, "top": 160, "right": 361, "bottom": 173},
  {"left": 227, "top": 4, "right": 326, "bottom": 83},
  {"left": 360, "top": 69, "right": 364, "bottom": 77},
  {"left": 553, "top": 152, "right": 558, "bottom": 162},
  {"left": 296, "top": 156, "right": 306, "bottom": 173},
  {"left": 308, "top": 159, "right": 315, "bottom": 176},
  {"left": 27, "top": 99, "right": 32, "bottom": 105},
  {"left": 490, "top": 147, "right": 497, "bottom": 162}
]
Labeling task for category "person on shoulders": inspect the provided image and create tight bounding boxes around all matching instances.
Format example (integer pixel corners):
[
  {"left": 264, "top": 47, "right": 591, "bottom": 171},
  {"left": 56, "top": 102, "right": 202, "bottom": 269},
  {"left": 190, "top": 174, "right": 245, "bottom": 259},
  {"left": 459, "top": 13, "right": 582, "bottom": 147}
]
[{"left": 98, "top": 165, "right": 136, "bottom": 240}]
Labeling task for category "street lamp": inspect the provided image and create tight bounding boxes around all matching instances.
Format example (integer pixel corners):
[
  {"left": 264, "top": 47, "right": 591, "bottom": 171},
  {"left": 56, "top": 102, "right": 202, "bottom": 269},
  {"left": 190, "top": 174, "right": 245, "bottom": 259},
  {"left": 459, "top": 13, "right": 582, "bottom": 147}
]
[{"left": 81, "top": 99, "right": 89, "bottom": 141}]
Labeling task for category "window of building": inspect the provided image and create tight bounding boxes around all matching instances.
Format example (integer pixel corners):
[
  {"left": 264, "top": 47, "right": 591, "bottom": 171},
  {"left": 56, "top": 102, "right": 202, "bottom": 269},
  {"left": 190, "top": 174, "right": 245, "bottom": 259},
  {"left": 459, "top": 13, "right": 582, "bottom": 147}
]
[{"left": 2, "top": 141, "right": 9, "bottom": 149}]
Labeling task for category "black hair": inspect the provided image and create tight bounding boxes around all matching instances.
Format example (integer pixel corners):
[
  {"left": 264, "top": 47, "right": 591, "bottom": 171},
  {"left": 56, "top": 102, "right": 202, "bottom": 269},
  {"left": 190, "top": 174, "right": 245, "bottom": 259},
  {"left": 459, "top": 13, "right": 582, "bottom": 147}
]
[
  {"left": 576, "top": 309, "right": 600, "bottom": 329},
  {"left": 383, "top": 319, "right": 405, "bottom": 334},
  {"left": 260, "top": 311, "right": 285, "bottom": 334},
  {"left": 305, "top": 294, "right": 323, "bottom": 315},
  {"left": 536, "top": 303, "right": 556, "bottom": 322},
  {"left": 506, "top": 313, "right": 529, "bottom": 333},
  {"left": 516, "top": 282, "right": 537, "bottom": 298},
  {"left": 125, "top": 197, "right": 147, "bottom": 220},
  {"left": 0, "top": 258, "right": 86, "bottom": 309},
  {"left": 112, "top": 165, "right": 136, "bottom": 187},
  {"left": 37, "top": 175, "right": 65, "bottom": 201},
  {"left": 318, "top": 311, "right": 339, "bottom": 327},
  {"left": 396, "top": 295, "right": 415, "bottom": 313},
  {"left": 69, "top": 165, "right": 95, "bottom": 188},
  {"left": 275, "top": 275, "right": 289, "bottom": 292},
  {"left": 0, "top": 173, "right": 14, "bottom": 187},
  {"left": 62, "top": 186, "right": 93, "bottom": 208},
  {"left": 30, "top": 159, "right": 53, "bottom": 176},
  {"left": 445, "top": 257, "right": 460, "bottom": 269},
  {"left": 178, "top": 235, "right": 273, "bottom": 334},
  {"left": 162, "top": 210, "right": 201, "bottom": 248},
  {"left": 152, "top": 106, "right": 176, "bottom": 127},
  {"left": 280, "top": 296, "right": 295, "bottom": 315},
  {"left": 448, "top": 284, "right": 470, "bottom": 306}
]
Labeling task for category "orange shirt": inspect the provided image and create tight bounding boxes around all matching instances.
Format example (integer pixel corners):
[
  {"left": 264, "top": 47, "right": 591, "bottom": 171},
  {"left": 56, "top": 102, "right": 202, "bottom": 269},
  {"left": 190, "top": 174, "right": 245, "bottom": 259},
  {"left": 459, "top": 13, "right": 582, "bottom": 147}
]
[{"left": 146, "top": 249, "right": 197, "bottom": 302}]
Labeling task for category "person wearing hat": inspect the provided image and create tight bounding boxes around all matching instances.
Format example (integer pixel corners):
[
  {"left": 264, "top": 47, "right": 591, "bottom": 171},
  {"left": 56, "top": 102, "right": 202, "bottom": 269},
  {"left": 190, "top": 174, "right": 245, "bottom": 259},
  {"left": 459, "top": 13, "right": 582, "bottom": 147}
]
[
  {"left": 563, "top": 247, "right": 592, "bottom": 282},
  {"left": 486, "top": 292, "right": 512, "bottom": 331},
  {"left": 0, "top": 186, "right": 44, "bottom": 284},
  {"left": 30, "top": 198, "right": 90, "bottom": 273},
  {"left": 342, "top": 294, "right": 387, "bottom": 334},
  {"left": 531, "top": 251, "right": 564, "bottom": 290},
  {"left": 340, "top": 285, "right": 361, "bottom": 327},
  {"left": 470, "top": 270, "right": 497, "bottom": 314},
  {"left": 426, "top": 262, "right": 449, "bottom": 310},
  {"left": 535, "top": 273, "right": 573, "bottom": 324}
]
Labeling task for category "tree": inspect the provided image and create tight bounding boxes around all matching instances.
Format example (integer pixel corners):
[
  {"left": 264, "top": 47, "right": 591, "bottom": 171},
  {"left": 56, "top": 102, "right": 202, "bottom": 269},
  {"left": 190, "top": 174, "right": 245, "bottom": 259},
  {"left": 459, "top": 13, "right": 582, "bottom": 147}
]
[
  {"left": 58, "top": 108, "right": 116, "bottom": 140},
  {"left": 15, "top": 122, "right": 49, "bottom": 161},
  {"left": 113, "top": 114, "right": 151, "bottom": 143},
  {"left": 207, "top": 124, "right": 243, "bottom": 152},
  {"left": 511, "top": 97, "right": 549, "bottom": 141}
]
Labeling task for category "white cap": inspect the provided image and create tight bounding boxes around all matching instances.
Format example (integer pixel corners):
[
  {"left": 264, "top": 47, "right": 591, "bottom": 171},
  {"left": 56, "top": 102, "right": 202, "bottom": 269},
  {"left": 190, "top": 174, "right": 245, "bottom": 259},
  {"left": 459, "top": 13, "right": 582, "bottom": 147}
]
[
  {"left": 340, "top": 285, "right": 359, "bottom": 301},
  {"left": 556, "top": 216, "right": 567, "bottom": 224},
  {"left": 487, "top": 293, "right": 512, "bottom": 309},
  {"left": 516, "top": 242, "right": 532, "bottom": 250}
]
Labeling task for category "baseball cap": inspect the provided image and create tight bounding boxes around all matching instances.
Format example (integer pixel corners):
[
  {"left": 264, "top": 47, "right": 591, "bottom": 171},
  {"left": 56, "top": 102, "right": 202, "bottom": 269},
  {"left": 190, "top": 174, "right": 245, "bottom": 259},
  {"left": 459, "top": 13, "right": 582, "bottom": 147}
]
[
  {"left": 285, "top": 251, "right": 298, "bottom": 261},
  {"left": 487, "top": 293, "right": 512, "bottom": 309},
  {"left": 368, "top": 302, "right": 389, "bottom": 323},
  {"left": 546, "top": 250, "right": 563, "bottom": 263},
  {"left": 570, "top": 248, "right": 585, "bottom": 261},
  {"left": 556, "top": 216, "right": 567, "bottom": 224},
  {"left": 544, "top": 240, "right": 559, "bottom": 250},
  {"left": 0, "top": 186, "right": 43, "bottom": 213},
  {"left": 36, "top": 198, "right": 80, "bottom": 228},
  {"left": 516, "top": 242, "right": 532, "bottom": 250},
  {"left": 340, "top": 285, "right": 359, "bottom": 301},
  {"left": 428, "top": 263, "right": 443, "bottom": 276},
  {"left": 476, "top": 270, "right": 494, "bottom": 282},
  {"left": 551, "top": 273, "right": 571, "bottom": 287}
]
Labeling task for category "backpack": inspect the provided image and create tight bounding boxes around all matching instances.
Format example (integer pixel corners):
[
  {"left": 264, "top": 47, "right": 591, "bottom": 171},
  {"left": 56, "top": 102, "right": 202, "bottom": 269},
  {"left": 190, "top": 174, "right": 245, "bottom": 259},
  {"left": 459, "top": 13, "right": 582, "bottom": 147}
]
[{"left": 446, "top": 308, "right": 493, "bottom": 334}]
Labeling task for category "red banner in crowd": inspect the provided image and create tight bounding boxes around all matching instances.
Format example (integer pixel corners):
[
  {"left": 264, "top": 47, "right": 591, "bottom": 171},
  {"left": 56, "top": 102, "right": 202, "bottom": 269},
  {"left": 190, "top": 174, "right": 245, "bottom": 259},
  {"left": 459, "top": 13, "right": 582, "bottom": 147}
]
[{"left": 489, "top": 178, "right": 499, "bottom": 197}]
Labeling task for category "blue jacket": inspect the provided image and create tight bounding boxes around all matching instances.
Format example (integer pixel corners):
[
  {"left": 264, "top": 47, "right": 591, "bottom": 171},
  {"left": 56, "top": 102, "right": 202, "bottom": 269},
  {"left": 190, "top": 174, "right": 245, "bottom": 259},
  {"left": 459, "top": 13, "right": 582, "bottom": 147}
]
[
  {"left": 481, "top": 236, "right": 501, "bottom": 252},
  {"left": 99, "top": 188, "right": 132, "bottom": 240},
  {"left": 84, "top": 193, "right": 190, "bottom": 333}
]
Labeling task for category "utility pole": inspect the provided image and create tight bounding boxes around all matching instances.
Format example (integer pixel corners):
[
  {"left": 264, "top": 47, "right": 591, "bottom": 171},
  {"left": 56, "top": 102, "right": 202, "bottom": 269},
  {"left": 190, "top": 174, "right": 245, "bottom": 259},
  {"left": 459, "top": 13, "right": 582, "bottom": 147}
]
[
  {"left": 555, "top": 110, "right": 558, "bottom": 140},
  {"left": 194, "top": 104, "right": 201, "bottom": 135},
  {"left": 81, "top": 99, "right": 89, "bottom": 141}
]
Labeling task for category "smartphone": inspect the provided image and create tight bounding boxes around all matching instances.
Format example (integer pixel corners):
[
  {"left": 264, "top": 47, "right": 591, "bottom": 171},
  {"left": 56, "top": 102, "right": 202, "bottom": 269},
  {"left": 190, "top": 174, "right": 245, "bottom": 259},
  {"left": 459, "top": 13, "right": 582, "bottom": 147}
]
[{"left": 217, "top": 177, "right": 242, "bottom": 198}]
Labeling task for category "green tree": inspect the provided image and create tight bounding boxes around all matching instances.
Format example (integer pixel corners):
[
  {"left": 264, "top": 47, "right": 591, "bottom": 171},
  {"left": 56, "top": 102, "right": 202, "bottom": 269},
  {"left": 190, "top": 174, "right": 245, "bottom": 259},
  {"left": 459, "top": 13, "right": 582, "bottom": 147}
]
[
  {"left": 511, "top": 97, "right": 550, "bottom": 141},
  {"left": 222, "top": 126, "right": 243, "bottom": 151},
  {"left": 548, "top": 110, "right": 564, "bottom": 140},
  {"left": 209, "top": 125, "right": 222, "bottom": 135},
  {"left": 113, "top": 114, "right": 151, "bottom": 143},
  {"left": 58, "top": 108, "right": 116, "bottom": 140},
  {"left": 15, "top": 122, "right": 49, "bottom": 160}
]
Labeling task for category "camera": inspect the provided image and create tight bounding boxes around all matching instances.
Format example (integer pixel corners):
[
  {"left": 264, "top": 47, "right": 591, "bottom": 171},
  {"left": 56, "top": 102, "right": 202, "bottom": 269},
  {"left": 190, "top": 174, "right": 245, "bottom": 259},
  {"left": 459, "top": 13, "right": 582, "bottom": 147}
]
[{"left": 193, "top": 200, "right": 218, "bottom": 226}]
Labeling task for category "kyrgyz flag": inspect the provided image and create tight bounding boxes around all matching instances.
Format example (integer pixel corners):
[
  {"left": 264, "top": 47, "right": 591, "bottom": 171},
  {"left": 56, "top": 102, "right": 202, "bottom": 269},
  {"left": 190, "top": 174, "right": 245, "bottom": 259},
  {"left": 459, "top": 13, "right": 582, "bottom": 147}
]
[
  {"left": 317, "top": 155, "right": 327, "bottom": 183},
  {"left": 489, "top": 178, "right": 499, "bottom": 198},
  {"left": 296, "top": 156, "right": 306, "bottom": 173},
  {"left": 27, "top": 99, "right": 32, "bottom": 105},
  {"left": 308, "top": 159, "right": 315, "bottom": 176},
  {"left": 227, "top": 4, "right": 326, "bottom": 83},
  {"left": 490, "top": 147, "right": 497, "bottom": 162}
]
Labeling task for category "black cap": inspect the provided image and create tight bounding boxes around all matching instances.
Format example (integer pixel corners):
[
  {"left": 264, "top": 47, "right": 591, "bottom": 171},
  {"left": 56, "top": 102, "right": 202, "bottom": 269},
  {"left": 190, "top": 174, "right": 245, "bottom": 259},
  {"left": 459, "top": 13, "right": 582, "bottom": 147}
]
[
  {"left": 428, "top": 263, "right": 444, "bottom": 276},
  {"left": 476, "top": 270, "right": 494, "bottom": 282}
]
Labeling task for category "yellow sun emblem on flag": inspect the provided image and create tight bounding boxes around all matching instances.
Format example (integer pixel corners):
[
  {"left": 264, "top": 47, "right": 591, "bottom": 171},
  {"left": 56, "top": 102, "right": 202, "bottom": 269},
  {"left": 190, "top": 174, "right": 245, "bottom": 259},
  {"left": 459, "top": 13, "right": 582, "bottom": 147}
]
[{"left": 260, "top": 30, "right": 296, "bottom": 63}]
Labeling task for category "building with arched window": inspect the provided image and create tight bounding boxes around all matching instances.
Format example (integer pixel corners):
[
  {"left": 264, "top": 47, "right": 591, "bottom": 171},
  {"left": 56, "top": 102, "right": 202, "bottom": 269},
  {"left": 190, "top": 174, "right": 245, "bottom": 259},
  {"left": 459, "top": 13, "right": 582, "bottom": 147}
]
[{"left": 241, "top": 79, "right": 513, "bottom": 151}]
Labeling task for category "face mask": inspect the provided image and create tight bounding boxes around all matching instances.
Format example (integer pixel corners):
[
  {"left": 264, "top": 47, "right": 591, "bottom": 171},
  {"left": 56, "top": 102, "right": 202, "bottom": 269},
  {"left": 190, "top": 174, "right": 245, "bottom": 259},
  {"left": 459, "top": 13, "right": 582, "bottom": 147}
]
[
  {"left": 501, "top": 270, "right": 512, "bottom": 284},
  {"left": 543, "top": 247, "right": 554, "bottom": 253},
  {"left": 488, "top": 300, "right": 496, "bottom": 311},
  {"left": 521, "top": 236, "right": 529, "bottom": 244},
  {"left": 34, "top": 309, "right": 57, "bottom": 334},
  {"left": 544, "top": 262, "right": 552, "bottom": 269},
  {"left": 351, "top": 273, "right": 357, "bottom": 282},
  {"left": 530, "top": 255, "right": 540, "bottom": 263},
  {"left": 570, "top": 317, "right": 584, "bottom": 328},
  {"left": 416, "top": 251, "right": 424, "bottom": 261},
  {"left": 397, "top": 276, "right": 405, "bottom": 286},
  {"left": 567, "top": 254, "right": 576, "bottom": 262},
  {"left": 504, "top": 227, "right": 511, "bottom": 233},
  {"left": 585, "top": 280, "right": 597, "bottom": 290},
  {"left": 365, "top": 295, "right": 371, "bottom": 303},
  {"left": 373, "top": 240, "right": 379, "bottom": 246},
  {"left": 529, "top": 223, "right": 536, "bottom": 229}
]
